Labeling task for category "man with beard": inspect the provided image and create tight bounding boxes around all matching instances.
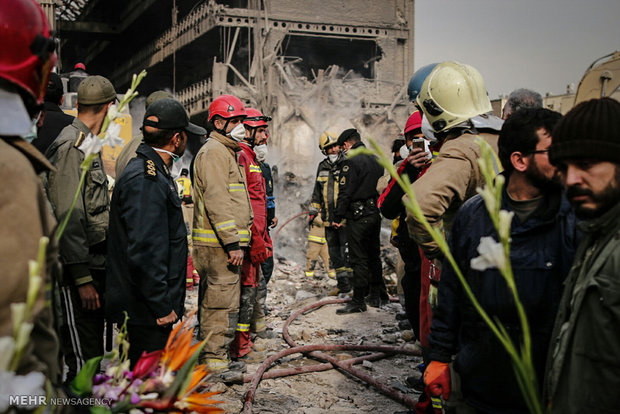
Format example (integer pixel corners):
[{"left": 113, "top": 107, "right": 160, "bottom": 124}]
[
  {"left": 544, "top": 98, "right": 620, "bottom": 413},
  {"left": 424, "top": 108, "right": 579, "bottom": 413}
]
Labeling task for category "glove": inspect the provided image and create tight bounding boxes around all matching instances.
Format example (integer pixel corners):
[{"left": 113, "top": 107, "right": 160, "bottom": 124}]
[
  {"left": 250, "top": 235, "right": 267, "bottom": 264},
  {"left": 308, "top": 214, "right": 316, "bottom": 228},
  {"left": 423, "top": 361, "right": 451, "bottom": 401}
]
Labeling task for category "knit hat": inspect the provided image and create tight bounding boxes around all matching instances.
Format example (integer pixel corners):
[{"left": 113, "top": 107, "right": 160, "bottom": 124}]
[
  {"left": 550, "top": 97, "right": 620, "bottom": 164},
  {"left": 77, "top": 75, "right": 116, "bottom": 105}
]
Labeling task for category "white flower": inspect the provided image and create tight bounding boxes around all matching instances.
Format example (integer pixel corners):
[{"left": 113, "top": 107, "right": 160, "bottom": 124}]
[
  {"left": 0, "top": 337, "right": 15, "bottom": 371},
  {"left": 476, "top": 185, "right": 497, "bottom": 215},
  {"left": 103, "top": 122, "right": 123, "bottom": 148},
  {"left": 78, "top": 133, "right": 103, "bottom": 156},
  {"left": 0, "top": 371, "right": 45, "bottom": 410},
  {"left": 10, "top": 303, "right": 26, "bottom": 329},
  {"left": 470, "top": 236, "right": 506, "bottom": 272},
  {"left": 498, "top": 210, "right": 515, "bottom": 241},
  {"left": 107, "top": 104, "right": 118, "bottom": 121},
  {"left": 14, "top": 323, "right": 33, "bottom": 354}
]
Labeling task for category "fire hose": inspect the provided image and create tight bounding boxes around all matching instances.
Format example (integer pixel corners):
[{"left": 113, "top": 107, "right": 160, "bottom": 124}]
[
  {"left": 242, "top": 298, "right": 422, "bottom": 413},
  {"left": 272, "top": 210, "right": 309, "bottom": 240}
]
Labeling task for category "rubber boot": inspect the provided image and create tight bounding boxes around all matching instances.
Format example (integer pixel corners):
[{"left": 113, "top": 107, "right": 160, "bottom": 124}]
[{"left": 336, "top": 289, "right": 367, "bottom": 314}]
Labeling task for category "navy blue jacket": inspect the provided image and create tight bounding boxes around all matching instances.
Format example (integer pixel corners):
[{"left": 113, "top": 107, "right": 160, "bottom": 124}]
[
  {"left": 106, "top": 143, "right": 187, "bottom": 326},
  {"left": 428, "top": 185, "right": 579, "bottom": 413}
]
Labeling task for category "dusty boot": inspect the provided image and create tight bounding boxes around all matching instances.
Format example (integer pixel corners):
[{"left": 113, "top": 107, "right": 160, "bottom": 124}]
[
  {"left": 235, "top": 350, "right": 267, "bottom": 364},
  {"left": 328, "top": 270, "right": 337, "bottom": 279},
  {"left": 336, "top": 290, "right": 366, "bottom": 314},
  {"left": 336, "top": 271, "right": 351, "bottom": 294}
]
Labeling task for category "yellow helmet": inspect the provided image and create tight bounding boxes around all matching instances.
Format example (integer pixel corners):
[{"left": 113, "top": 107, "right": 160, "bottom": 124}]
[
  {"left": 416, "top": 61, "right": 492, "bottom": 133},
  {"left": 319, "top": 131, "right": 339, "bottom": 154}
]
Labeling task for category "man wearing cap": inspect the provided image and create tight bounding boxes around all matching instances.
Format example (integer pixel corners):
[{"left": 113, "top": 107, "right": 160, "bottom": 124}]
[
  {"left": 33, "top": 72, "right": 74, "bottom": 154},
  {"left": 544, "top": 98, "right": 620, "bottom": 413},
  {"left": 45, "top": 74, "right": 116, "bottom": 382},
  {"left": 115, "top": 90, "right": 175, "bottom": 177},
  {"left": 333, "top": 128, "right": 385, "bottom": 314},
  {"left": 106, "top": 98, "right": 205, "bottom": 366}
]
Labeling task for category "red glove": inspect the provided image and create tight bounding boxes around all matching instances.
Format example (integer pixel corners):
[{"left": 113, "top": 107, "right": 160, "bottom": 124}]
[
  {"left": 250, "top": 234, "right": 267, "bottom": 264},
  {"left": 423, "top": 361, "right": 451, "bottom": 401}
]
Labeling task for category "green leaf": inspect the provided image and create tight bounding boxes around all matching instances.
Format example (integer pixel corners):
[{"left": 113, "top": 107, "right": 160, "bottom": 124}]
[
  {"left": 90, "top": 405, "right": 112, "bottom": 414},
  {"left": 70, "top": 356, "right": 103, "bottom": 396}
]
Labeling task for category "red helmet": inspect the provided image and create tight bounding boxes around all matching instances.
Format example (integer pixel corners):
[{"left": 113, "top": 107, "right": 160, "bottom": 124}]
[
  {"left": 243, "top": 107, "right": 271, "bottom": 128},
  {"left": 0, "top": 0, "right": 57, "bottom": 105},
  {"left": 74, "top": 62, "right": 86, "bottom": 71},
  {"left": 208, "top": 94, "right": 247, "bottom": 121},
  {"left": 404, "top": 110, "right": 422, "bottom": 134}
]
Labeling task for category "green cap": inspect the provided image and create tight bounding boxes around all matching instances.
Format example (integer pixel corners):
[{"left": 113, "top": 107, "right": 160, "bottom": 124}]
[
  {"left": 146, "top": 90, "right": 174, "bottom": 108},
  {"left": 77, "top": 75, "right": 116, "bottom": 105}
]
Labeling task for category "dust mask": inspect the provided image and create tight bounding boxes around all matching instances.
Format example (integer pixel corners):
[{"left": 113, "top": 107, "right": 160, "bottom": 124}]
[
  {"left": 229, "top": 123, "right": 246, "bottom": 142},
  {"left": 399, "top": 144, "right": 410, "bottom": 160},
  {"left": 255, "top": 144, "right": 268, "bottom": 162},
  {"left": 22, "top": 112, "right": 41, "bottom": 143},
  {"left": 154, "top": 148, "right": 180, "bottom": 163},
  {"left": 328, "top": 154, "right": 339, "bottom": 163}
]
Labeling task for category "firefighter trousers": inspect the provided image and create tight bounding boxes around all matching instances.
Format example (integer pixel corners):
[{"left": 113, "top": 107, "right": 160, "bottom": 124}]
[
  {"left": 230, "top": 252, "right": 259, "bottom": 358},
  {"left": 193, "top": 246, "right": 240, "bottom": 362}
]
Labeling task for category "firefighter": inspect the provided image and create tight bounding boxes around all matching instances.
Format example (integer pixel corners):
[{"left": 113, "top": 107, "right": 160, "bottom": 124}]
[
  {"left": 192, "top": 94, "right": 252, "bottom": 377},
  {"left": 305, "top": 214, "right": 335, "bottom": 279},
  {"left": 175, "top": 168, "right": 193, "bottom": 204},
  {"left": 309, "top": 131, "right": 352, "bottom": 296},
  {"left": 0, "top": 0, "right": 62, "bottom": 390},
  {"left": 230, "top": 108, "right": 273, "bottom": 361}
]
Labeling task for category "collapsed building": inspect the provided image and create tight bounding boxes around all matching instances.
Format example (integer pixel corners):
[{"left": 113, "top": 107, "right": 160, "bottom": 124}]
[{"left": 42, "top": 0, "right": 415, "bottom": 175}]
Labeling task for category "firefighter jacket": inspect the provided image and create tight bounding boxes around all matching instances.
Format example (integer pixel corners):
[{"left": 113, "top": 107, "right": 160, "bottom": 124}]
[
  {"left": 239, "top": 143, "right": 268, "bottom": 246},
  {"left": 333, "top": 141, "right": 384, "bottom": 222},
  {"left": 308, "top": 215, "right": 327, "bottom": 244},
  {"left": 429, "top": 184, "right": 578, "bottom": 413},
  {"left": 106, "top": 143, "right": 187, "bottom": 325},
  {"left": 192, "top": 131, "right": 253, "bottom": 250},
  {"left": 0, "top": 133, "right": 62, "bottom": 384},
  {"left": 405, "top": 132, "right": 499, "bottom": 259},
  {"left": 45, "top": 118, "right": 109, "bottom": 286},
  {"left": 309, "top": 154, "right": 345, "bottom": 223}
]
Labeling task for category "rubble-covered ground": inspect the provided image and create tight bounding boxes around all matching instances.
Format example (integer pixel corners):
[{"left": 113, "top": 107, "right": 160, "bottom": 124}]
[{"left": 186, "top": 253, "right": 424, "bottom": 414}]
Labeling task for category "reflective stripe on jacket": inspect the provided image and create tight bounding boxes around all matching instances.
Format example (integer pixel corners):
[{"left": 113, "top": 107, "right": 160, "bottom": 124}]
[{"left": 192, "top": 132, "right": 253, "bottom": 248}]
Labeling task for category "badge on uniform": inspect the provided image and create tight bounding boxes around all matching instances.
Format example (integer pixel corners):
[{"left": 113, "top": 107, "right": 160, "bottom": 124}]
[
  {"left": 145, "top": 159, "right": 157, "bottom": 178},
  {"left": 340, "top": 176, "right": 346, "bottom": 185},
  {"left": 343, "top": 165, "right": 349, "bottom": 172}
]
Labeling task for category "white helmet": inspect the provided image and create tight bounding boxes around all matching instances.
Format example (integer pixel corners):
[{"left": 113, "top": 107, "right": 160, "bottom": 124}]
[{"left": 416, "top": 61, "right": 492, "bottom": 133}]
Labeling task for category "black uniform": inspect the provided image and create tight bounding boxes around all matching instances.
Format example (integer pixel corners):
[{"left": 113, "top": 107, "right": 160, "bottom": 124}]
[
  {"left": 334, "top": 141, "right": 385, "bottom": 307},
  {"left": 106, "top": 143, "right": 187, "bottom": 366},
  {"left": 33, "top": 101, "right": 74, "bottom": 155}
]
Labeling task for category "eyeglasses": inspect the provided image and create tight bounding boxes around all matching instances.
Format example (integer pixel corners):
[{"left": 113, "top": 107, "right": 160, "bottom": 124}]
[{"left": 526, "top": 148, "right": 550, "bottom": 155}]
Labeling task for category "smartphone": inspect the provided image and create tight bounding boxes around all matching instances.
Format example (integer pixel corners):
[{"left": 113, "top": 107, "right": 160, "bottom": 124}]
[{"left": 410, "top": 138, "right": 425, "bottom": 149}]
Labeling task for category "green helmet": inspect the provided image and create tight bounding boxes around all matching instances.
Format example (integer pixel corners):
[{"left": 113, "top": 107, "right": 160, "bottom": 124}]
[{"left": 416, "top": 61, "right": 492, "bottom": 133}]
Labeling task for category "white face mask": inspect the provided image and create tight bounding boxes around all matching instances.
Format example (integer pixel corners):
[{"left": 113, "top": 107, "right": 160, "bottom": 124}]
[
  {"left": 154, "top": 148, "right": 180, "bottom": 163},
  {"left": 328, "top": 154, "right": 339, "bottom": 163},
  {"left": 399, "top": 144, "right": 410, "bottom": 160},
  {"left": 229, "top": 123, "right": 246, "bottom": 142},
  {"left": 255, "top": 144, "right": 268, "bottom": 162}
]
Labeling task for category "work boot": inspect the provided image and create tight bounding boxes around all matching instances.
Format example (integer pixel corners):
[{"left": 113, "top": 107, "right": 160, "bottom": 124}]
[
  {"left": 253, "top": 328, "right": 278, "bottom": 340},
  {"left": 366, "top": 291, "right": 388, "bottom": 308},
  {"left": 336, "top": 301, "right": 367, "bottom": 314},
  {"left": 235, "top": 350, "right": 267, "bottom": 364},
  {"left": 336, "top": 271, "right": 352, "bottom": 294},
  {"left": 398, "top": 319, "right": 412, "bottom": 331}
]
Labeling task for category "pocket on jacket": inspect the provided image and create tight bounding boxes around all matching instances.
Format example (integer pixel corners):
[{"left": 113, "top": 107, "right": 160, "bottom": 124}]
[{"left": 85, "top": 168, "right": 109, "bottom": 216}]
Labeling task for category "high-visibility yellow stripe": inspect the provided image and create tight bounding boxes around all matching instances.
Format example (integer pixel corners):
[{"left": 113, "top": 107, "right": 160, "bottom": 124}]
[
  {"left": 206, "top": 359, "right": 229, "bottom": 371},
  {"left": 335, "top": 266, "right": 348, "bottom": 272},
  {"left": 239, "top": 230, "right": 250, "bottom": 243},
  {"left": 310, "top": 202, "right": 321, "bottom": 210},
  {"left": 308, "top": 235, "right": 326, "bottom": 243},
  {"left": 193, "top": 228, "right": 250, "bottom": 243},
  {"left": 305, "top": 271, "right": 314, "bottom": 277},
  {"left": 317, "top": 177, "right": 328, "bottom": 182},
  {"left": 215, "top": 220, "right": 236, "bottom": 230},
  {"left": 249, "top": 165, "right": 262, "bottom": 173},
  {"left": 253, "top": 318, "right": 266, "bottom": 331},
  {"left": 236, "top": 323, "right": 250, "bottom": 332},
  {"left": 229, "top": 183, "right": 245, "bottom": 193},
  {"left": 328, "top": 271, "right": 336, "bottom": 279}
]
